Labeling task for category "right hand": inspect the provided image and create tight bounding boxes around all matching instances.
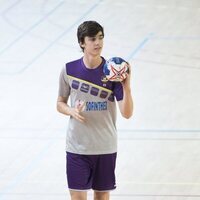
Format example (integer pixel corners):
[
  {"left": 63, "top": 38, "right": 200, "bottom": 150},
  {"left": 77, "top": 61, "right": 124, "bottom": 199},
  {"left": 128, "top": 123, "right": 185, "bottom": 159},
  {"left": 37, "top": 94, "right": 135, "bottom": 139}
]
[{"left": 70, "top": 101, "right": 86, "bottom": 123}]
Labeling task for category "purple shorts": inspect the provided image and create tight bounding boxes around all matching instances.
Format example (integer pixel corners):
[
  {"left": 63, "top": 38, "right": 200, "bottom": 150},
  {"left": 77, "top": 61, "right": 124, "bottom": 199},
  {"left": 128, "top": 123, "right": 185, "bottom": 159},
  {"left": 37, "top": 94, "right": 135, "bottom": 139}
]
[{"left": 66, "top": 152, "right": 117, "bottom": 191}]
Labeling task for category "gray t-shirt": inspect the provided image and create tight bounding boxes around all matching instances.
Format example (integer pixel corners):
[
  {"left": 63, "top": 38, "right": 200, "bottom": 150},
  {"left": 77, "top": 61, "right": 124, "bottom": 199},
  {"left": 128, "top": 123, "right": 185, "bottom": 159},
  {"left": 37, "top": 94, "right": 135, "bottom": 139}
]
[{"left": 58, "top": 57, "right": 123, "bottom": 155}]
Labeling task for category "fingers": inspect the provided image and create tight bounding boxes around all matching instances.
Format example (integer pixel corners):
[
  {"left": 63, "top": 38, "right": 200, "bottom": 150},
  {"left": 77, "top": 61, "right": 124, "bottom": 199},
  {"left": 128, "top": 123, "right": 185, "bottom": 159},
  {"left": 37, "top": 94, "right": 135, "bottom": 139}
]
[
  {"left": 126, "top": 63, "right": 132, "bottom": 79},
  {"left": 75, "top": 100, "right": 85, "bottom": 112},
  {"left": 77, "top": 101, "right": 86, "bottom": 112},
  {"left": 73, "top": 100, "right": 86, "bottom": 123},
  {"left": 126, "top": 62, "right": 131, "bottom": 75},
  {"left": 73, "top": 108, "right": 85, "bottom": 123},
  {"left": 121, "top": 64, "right": 132, "bottom": 87}
]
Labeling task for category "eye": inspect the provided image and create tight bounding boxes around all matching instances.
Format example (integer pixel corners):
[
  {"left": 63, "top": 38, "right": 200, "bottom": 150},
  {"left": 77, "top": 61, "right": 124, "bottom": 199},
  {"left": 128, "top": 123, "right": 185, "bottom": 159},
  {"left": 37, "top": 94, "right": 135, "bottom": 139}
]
[
  {"left": 89, "top": 37, "right": 96, "bottom": 42},
  {"left": 99, "top": 35, "right": 104, "bottom": 40}
]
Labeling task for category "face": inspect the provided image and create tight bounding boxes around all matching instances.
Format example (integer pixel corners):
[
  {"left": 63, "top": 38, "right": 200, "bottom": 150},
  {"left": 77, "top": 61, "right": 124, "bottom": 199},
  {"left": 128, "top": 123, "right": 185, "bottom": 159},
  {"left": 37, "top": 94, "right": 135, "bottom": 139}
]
[{"left": 80, "top": 31, "right": 104, "bottom": 56}]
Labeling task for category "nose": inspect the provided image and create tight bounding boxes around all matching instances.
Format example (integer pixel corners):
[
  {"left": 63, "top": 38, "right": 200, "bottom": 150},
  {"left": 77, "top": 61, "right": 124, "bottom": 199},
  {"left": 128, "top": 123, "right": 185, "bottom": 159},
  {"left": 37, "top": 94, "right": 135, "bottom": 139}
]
[
  {"left": 95, "top": 38, "right": 102, "bottom": 46},
  {"left": 95, "top": 38, "right": 100, "bottom": 45}
]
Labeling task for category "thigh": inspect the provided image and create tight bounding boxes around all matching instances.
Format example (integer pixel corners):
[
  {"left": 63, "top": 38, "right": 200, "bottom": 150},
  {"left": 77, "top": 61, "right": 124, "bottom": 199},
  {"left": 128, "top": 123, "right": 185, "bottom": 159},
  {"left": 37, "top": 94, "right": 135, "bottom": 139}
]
[
  {"left": 66, "top": 152, "right": 95, "bottom": 190},
  {"left": 92, "top": 153, "right": 117, "bottom": 191}
]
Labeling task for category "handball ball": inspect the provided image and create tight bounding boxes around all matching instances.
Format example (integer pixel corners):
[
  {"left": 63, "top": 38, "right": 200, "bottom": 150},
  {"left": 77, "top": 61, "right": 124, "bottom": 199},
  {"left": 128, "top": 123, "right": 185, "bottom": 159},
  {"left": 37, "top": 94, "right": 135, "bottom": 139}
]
[{"left": 103, "top": 57, "right": 129, "bottom": 82}]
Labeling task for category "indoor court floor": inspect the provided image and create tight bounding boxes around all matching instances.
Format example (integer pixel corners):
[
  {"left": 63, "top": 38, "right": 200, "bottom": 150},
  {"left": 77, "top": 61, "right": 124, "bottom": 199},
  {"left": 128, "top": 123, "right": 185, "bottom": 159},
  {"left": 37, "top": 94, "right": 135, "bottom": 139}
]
[{"left": 0, "top": 0, "right": 200, "bottom": 199}]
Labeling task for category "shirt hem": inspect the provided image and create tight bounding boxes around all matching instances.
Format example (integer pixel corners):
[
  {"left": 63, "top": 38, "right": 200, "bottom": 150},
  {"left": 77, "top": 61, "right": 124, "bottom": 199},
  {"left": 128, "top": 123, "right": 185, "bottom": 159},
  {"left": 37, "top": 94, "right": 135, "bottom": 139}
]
[{"left": 65, "top": 149, "right": 117, "bottom": 155}]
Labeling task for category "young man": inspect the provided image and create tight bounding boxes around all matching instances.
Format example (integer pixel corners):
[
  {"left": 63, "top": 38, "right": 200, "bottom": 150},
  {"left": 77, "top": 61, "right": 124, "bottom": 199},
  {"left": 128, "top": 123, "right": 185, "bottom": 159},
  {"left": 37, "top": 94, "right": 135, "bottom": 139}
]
[{"left": 57, "top": 21, "right": 133, "bottom": 200}]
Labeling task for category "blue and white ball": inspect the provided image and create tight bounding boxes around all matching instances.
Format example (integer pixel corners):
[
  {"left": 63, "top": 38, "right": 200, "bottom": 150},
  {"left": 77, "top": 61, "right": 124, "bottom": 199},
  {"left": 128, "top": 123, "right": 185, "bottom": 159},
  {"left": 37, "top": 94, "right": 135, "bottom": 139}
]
[{"left": 103, "top": 57, "right": 129, "bottom": 82}]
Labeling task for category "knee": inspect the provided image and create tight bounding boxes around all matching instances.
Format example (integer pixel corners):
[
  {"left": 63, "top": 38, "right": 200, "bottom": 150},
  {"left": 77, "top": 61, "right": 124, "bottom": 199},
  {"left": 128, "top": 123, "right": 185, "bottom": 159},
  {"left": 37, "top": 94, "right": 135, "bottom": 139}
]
[
  {"left": 70, "top": 190, "right": 87, "bottom": 200},
  {"left": 94, "top": 191, "right": 109, "bottom": 200}
]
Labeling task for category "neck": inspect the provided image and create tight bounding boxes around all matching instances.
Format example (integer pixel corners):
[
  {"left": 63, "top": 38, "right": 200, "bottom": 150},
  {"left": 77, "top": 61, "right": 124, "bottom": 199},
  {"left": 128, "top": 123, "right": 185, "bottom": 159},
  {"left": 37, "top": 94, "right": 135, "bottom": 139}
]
[{"left": 83, "top": 54, "right": 102, "bottom": 69}]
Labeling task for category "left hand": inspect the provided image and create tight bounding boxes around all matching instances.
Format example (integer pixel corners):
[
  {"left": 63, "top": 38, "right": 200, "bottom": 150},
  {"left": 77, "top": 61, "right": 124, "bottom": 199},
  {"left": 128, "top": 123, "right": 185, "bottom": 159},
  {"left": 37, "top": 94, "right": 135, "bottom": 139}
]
[{"left": 121, "top": 62, "right": 132, "bottom": 90}]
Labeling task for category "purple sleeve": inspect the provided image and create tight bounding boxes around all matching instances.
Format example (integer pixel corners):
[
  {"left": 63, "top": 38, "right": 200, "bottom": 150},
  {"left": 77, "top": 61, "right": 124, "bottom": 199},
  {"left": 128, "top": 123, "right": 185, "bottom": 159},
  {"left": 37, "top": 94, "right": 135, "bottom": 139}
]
[{"left": 113, "top": 82, "right": 123, "bottom": 101}]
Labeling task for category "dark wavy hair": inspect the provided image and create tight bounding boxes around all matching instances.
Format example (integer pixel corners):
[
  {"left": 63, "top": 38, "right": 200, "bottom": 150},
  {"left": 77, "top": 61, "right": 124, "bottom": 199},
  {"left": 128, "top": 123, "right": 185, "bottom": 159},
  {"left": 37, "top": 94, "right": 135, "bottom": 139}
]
[{"left": 77, "top": 21, "right": 104, "bottom": 51}]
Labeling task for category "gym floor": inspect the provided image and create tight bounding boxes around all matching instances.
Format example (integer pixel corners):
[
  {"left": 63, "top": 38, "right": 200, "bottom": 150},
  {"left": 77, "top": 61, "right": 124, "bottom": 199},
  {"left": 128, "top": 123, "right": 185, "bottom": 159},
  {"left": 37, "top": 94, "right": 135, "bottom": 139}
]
[{"left": 0, "top": 0, "right": 200, "bottom": 199}]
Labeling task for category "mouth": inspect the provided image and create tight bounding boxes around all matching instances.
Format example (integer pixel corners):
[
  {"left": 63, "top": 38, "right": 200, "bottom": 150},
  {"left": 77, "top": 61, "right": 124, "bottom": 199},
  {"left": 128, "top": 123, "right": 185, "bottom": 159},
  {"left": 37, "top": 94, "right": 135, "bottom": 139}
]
[{"left": 94, "top": 47, "right": 101, "bottom": 50}]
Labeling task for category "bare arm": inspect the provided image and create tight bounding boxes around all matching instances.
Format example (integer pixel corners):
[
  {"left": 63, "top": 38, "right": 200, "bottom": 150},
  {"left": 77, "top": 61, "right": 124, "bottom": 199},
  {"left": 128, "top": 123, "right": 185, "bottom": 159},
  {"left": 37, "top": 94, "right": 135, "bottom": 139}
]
[
  {"left": 117, "top": 64, "right": 134, "bottom": 119},
  {"left": 57, "top": 96, "right": 85, "bottom": 123}
]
